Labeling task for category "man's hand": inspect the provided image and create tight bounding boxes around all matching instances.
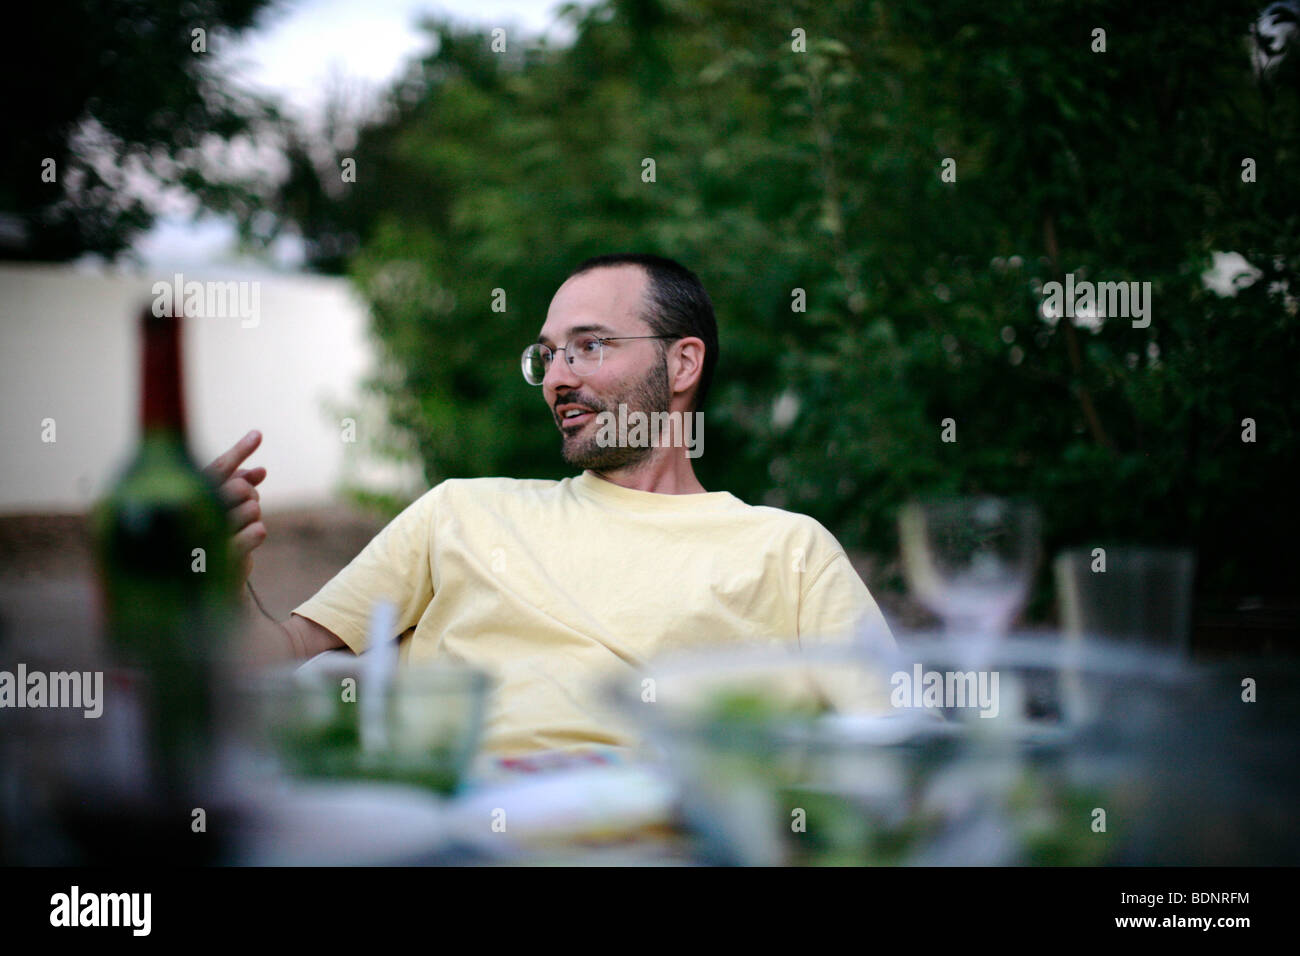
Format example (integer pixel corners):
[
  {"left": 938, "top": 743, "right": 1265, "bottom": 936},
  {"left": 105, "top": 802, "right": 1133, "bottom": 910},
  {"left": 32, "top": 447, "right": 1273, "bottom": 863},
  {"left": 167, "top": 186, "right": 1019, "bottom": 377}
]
[
  {"left": 203, "top": 430, "right": 349, "bottom": 664},
  {"left": 203, "top": 429, "right": 268, "bottom": 588}
]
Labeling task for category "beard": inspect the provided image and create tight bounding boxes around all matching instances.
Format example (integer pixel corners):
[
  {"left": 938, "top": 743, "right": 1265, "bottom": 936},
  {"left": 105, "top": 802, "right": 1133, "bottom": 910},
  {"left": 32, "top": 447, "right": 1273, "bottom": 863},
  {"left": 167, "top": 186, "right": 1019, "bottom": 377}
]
[{"left": 557, "top": 356, "right": 671, "bottom": 470}]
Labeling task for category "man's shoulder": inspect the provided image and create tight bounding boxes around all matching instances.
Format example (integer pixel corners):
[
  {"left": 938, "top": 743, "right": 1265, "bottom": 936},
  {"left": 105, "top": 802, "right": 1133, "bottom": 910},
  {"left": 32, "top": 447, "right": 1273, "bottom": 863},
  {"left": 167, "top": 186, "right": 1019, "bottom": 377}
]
[
  {"left": 742, "top": 499, "right": 839, "bottom": 539},
  {"left": 723, "top": 498, "right": 847, "bottom": 563}
]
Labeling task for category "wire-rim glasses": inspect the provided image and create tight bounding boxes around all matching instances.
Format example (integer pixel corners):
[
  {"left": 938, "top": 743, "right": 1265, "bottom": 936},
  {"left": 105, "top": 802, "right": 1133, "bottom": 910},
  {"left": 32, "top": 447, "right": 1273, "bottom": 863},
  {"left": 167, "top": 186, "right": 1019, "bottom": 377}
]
[{"left": 521, "top": 334, "right": 675, "bottom": 385}]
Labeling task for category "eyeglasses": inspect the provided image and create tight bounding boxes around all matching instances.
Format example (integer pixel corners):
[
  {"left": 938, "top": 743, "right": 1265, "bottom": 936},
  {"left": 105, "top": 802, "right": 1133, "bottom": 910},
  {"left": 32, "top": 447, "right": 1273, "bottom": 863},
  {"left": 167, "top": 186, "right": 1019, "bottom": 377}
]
[{"left": 521, "top": 334, "right": 675, "bottom": 385}]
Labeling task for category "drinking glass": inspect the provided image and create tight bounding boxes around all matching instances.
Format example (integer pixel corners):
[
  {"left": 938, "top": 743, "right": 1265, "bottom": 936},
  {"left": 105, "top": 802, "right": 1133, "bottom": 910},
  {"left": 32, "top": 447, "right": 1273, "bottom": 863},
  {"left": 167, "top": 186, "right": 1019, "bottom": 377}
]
[
  {"left": 899, "top": 497, "right": 1042, "bottom": 642},
  {"left": 253, "top": 656, "right": 492, "bottom": 796},
  {"left": 1053, "top": 547, "right": 1196, "bottom": 653}
]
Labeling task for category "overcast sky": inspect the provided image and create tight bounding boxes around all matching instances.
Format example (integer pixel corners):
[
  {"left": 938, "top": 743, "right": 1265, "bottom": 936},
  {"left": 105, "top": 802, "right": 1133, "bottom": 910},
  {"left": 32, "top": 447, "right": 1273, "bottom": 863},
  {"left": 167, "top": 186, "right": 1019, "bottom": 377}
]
[
  {"left": 228, "top": 0, "right": 582, "bottom": 119},
  {"left": 131, "top": 0, "right": 590, "bottom": 271}
]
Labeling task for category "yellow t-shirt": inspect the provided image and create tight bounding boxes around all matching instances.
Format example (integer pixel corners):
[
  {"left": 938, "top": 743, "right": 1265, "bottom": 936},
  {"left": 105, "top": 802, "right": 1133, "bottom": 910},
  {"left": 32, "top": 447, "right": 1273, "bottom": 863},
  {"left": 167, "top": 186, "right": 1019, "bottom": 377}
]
[{"left": 292, "top": 471, "right": 895, "bottom": 755}]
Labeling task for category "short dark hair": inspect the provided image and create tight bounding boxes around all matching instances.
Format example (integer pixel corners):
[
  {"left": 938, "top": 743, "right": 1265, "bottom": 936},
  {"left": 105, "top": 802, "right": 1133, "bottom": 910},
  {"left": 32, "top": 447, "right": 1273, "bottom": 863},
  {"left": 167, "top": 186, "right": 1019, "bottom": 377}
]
[{"left": 565, "top": 253, "right": 719, "bottom": 411}]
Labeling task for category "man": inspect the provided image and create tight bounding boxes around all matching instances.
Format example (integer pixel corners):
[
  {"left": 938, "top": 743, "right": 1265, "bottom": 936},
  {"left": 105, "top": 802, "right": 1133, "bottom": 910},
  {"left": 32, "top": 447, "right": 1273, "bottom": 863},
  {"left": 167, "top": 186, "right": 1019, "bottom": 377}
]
[{"left": 217, "top": 253, "right": 895, "bottom": 755}]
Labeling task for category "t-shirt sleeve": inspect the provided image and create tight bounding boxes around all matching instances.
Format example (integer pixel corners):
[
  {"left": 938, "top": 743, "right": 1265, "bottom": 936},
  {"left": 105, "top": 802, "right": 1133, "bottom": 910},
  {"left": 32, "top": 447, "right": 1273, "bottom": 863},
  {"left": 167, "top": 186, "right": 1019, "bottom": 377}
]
[
  {"left": 797, "top": 549, "right": 899, "bottom": 715},
  {"left": 290, "top": 488, "right": 438, "bottom": 653},
  {"left": 798, "top": 551, "right": 896, "bottom": 654}
]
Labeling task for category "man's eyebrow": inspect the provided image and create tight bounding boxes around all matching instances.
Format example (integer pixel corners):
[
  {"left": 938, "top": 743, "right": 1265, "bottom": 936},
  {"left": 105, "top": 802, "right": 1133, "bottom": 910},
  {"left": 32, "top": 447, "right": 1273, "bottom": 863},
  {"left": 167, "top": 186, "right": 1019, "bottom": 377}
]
[{"left": 536, "top": 323, "right": 614, "bottom": 345}]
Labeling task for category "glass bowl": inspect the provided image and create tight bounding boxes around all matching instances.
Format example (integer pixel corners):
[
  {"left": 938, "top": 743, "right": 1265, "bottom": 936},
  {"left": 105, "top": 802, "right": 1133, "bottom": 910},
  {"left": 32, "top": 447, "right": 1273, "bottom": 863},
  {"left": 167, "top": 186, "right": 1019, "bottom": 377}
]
[
  {"left": 248, "top": 654, "right": 492, "bottom": 796},
  {"left": 606, "top": 634, "right": 1300, "bottom": 865}
]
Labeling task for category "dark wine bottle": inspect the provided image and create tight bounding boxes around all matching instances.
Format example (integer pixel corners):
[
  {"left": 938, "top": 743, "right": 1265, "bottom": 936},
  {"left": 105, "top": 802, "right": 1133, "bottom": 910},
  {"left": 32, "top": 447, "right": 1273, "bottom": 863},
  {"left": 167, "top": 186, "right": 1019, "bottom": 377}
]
[{"left": 83, "top": 305, "right": 241, "bottom": 861}]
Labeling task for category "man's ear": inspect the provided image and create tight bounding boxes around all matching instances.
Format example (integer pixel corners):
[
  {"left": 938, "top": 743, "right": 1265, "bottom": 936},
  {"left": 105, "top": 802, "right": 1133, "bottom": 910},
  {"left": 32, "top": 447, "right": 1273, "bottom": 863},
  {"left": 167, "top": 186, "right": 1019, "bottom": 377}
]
[{"left": 669, "top": 336, "right": 705, "bottom": 401}]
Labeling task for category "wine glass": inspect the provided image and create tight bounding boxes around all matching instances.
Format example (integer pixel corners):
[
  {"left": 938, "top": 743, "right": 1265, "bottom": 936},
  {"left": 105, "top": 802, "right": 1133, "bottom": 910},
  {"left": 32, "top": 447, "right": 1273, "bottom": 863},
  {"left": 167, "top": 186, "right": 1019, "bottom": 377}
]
[{"left": 899, "top": 497, "right": 1041, "bottom": 649}]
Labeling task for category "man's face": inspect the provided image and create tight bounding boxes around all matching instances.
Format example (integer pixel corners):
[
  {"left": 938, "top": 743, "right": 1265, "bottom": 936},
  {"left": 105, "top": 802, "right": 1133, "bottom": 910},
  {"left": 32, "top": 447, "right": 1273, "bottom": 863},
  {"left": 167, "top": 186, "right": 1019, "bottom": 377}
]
[{"left": 537, "top": 265, "right": 671, "bottom": 470}]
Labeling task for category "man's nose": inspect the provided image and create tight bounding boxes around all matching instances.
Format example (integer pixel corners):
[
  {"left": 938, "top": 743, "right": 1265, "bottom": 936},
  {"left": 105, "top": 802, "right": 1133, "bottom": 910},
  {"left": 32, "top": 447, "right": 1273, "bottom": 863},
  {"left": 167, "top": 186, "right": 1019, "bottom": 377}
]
[{"left": 543, "top": 349, "right": 582, "bottom": 393}]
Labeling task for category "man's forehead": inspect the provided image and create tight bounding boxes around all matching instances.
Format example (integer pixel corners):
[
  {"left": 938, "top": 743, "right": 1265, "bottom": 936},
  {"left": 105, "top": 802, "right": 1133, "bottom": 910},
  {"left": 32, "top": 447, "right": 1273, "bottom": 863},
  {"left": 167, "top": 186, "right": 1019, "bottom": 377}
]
[{"left": 539, "top": 265, "right": 649, "bottom": 342}]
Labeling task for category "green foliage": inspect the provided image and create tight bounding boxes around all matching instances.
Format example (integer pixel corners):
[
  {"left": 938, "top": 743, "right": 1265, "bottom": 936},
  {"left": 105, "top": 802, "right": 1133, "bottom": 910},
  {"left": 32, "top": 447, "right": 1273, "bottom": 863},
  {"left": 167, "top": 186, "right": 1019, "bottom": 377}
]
[
  {"left": 280, "top": 0, "right": 1300, "bottom": 601},
  {"left": 2, "top": 0, "right": 280, "bottom": 261}
]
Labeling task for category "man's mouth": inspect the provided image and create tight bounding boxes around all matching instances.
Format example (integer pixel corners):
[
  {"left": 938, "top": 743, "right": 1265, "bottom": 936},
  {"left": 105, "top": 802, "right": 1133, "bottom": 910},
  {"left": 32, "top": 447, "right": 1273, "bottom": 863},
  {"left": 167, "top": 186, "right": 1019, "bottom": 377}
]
[{"left": 556, "top": 404, "right": 597, "bottom": 430}]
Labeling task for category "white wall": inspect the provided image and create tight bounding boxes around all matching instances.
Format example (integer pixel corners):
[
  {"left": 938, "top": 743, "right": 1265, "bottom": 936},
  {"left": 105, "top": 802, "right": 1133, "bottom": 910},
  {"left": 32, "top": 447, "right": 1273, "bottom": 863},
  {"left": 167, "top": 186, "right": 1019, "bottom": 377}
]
[{"left": 0, "top": 263, "right": 421, "bottom": 512}]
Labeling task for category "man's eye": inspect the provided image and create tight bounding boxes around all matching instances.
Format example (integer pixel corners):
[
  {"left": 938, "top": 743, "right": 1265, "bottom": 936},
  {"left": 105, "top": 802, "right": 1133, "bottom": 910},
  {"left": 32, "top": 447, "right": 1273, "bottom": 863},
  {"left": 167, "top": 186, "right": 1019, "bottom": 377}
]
[{"left": 578, "top": 338, "right": 601, "bottom": 354}]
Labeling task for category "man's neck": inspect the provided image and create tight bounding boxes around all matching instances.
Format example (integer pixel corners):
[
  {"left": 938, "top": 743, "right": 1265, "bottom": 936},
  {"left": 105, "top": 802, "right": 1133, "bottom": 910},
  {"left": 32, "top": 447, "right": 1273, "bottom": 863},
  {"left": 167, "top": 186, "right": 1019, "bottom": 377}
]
[{"left": 587, "top": 452, "right": 707, "bottom": 495}]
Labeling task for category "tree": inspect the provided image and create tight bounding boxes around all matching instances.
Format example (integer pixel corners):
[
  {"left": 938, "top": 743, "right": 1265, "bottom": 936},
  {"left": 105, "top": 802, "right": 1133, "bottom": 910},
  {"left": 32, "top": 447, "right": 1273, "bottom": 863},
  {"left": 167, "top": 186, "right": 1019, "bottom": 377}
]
[{"left": 2, "top": 0, "right": 280, "bottom": 261}]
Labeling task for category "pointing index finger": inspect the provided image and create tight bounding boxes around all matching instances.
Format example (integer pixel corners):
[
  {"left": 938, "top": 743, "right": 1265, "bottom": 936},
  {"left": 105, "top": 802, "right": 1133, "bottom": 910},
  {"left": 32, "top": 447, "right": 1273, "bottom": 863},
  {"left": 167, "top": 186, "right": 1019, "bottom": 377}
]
[{"left": 204, "top": 430, "right": 262, "bottom": 484}]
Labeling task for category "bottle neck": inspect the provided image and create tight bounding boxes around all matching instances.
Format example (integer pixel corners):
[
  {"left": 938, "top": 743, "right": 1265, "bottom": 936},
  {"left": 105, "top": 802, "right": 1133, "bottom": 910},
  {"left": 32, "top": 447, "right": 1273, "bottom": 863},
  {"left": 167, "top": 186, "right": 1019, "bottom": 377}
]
[{"left": 140, "top": 311, "right": 188, "bottom": 438}]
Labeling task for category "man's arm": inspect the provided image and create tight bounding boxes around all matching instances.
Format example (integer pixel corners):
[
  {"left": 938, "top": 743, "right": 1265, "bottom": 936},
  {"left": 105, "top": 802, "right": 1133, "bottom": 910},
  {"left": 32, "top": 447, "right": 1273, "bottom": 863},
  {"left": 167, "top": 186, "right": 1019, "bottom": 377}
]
[
  {"left": 239, "top": 592, "right": 348, "bottom": 665},
  {"left": 209, "top": 430, "right": 436, "bottom": 664},
  {"left": 204, "top": 430, "right": 350, "bottom": 664}
]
